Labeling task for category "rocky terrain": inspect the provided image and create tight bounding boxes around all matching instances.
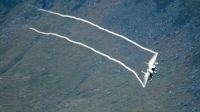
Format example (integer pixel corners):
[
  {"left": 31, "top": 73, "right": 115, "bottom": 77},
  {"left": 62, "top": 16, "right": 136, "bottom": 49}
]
[{"left": 0, "top": 0, "right": 199, "bottom": 111}]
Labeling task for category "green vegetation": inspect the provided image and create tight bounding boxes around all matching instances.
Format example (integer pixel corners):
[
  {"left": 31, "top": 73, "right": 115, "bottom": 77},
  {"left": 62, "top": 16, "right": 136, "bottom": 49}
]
[
  {"left": 152, "top": 0, "right": 200, "bottom": 26},
  {"left": 175, "top": 0, "right": 200, "bottom": 26},
  {"left": 152, "top": 0, "right": 175, "bottom": 12},
  {"left": 0, "top": 0, "right": 199, "bottom": 111}
]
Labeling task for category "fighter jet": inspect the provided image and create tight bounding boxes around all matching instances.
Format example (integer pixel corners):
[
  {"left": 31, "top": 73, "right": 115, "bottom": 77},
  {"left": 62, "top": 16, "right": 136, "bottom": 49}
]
[
  {"left": 142, "top": 54, "right": 158, "bottom": 85},
  {"left": 145, "top": 54, "right": 158, "bottom": 73}
]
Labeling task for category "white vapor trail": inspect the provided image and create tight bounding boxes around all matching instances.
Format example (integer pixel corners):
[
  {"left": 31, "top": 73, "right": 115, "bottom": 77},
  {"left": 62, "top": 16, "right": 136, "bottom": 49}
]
[
  {"left": 29, "top": 6, "right": 159, "bottom": 88},
  {"left": 29, "top": 27, "right": 146, "bottom": 88},
  {"left": 30, "top": 5, "right": 158, "bottom": 55}
]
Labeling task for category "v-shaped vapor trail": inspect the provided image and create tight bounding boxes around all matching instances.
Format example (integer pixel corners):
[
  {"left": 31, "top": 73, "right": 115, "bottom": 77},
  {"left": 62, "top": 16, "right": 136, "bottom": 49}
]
[
  {"left": 29, "top": 27, "right": 146, "bottom": 88},
  {"left": 30, "top": 5, "right": 158, "bottom": 55},
  {"left": 29, "top": 5, "right": 159, "bottom": 87}
]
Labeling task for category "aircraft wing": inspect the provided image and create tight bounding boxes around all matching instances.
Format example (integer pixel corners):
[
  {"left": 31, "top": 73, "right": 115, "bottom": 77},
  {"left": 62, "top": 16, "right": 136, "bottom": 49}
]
[
  {"left": 148, "top": 54, "right": 157, "bottom": 69},
  {"left": 143, "top": 72, "right": 150, "bottom": 87}
]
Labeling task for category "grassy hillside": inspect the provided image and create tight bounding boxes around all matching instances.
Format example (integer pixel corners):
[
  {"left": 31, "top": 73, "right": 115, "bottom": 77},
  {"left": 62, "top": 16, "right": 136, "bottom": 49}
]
[{"left": 0, "top": 0, "right": 199, "bottom": 111}]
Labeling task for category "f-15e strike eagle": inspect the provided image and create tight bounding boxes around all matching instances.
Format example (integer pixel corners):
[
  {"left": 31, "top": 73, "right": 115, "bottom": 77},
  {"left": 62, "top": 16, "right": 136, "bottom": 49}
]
[{"left": 142, "top": 54, "right": 158, "bottom": 86}]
